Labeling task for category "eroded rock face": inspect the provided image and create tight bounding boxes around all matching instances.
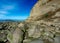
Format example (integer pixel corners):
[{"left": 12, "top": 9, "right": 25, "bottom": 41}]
[
  {"left": 27, "top": 0, "right": 60, "bottom": 22},
  {"left": 0, "top": 0, "right": 60, "bottom": 43},
  {"left": 25, "top": 0, "right": 60, "bottom": 43},
  {"left": 23, "top": 20, "right": 60, "bottom": 43}
]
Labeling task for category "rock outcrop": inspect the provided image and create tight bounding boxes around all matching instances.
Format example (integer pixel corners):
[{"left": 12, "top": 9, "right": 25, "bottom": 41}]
[
  {"left": 0, "top": 0, "right": 60, "bottom": 43},
  {"left": 27, "top": 0, "right": 60, "bottom": 21},
  {"left": 25, "top": 0, "right": 60, "bottom": 43}
]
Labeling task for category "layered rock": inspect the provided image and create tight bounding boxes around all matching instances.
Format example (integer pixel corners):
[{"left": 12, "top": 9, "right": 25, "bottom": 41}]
[
  {"left": 27, "top": 0, "right": 60, "bottom": 21},
  {"left": 25, "top": 0, "right": 60, "bottom": 43},
  {"left": 0, "top": 0, "right": 60, "bottom": 43}
]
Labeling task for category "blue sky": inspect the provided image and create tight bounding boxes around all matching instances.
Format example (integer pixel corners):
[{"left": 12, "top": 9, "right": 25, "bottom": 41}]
[{"left": 0, "top": 0, "right": 37, "bottom": 20}]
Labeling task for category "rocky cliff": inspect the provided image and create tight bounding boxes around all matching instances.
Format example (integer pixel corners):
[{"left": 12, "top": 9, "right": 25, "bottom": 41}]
[
  {"left": 0, "top": 0, "right": 60, "bottom": 43},
  {"left": 27, "top": 0, "right": 60, "bottom": 21}
]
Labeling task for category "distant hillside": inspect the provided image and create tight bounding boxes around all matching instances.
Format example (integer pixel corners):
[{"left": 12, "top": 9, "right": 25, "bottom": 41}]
[{"left": 0, "top": 19, "right": 21, "bottom": 22}]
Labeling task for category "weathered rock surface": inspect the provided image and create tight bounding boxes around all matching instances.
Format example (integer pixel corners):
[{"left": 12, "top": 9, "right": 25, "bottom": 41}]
[
  {"left": 0, "top": 30, "right": 7, "bottom": 42},
  {"left": 0, "top": 22, "right": 23, "bottom": 43},
  {"left": 0, "top": 0, "right": 60, "bottom": 43},
  {"left": 27, "top": 0, "right": 60, "bottom": 21},
  {"left": 25, "top": 0, "right": 60, "bottom": 43}
]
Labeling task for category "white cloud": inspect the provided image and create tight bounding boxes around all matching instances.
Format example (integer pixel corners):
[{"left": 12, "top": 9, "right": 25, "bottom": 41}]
[
  {"left": 0, "top": 4, "right": 26, "bottom": 20},
  {"left": 2, "top": 5, "right": 16, "bottom": 11},
  {"left": 0, "top": 5, "right": 16, "bottom": 18},
  {"left": 0, "top": 14, "right": 5, "bottom": 18},
  {"left": 0, "top": 11, "right": 8, "bottom": 19},
  {"left": 0, "top": 11, "right": 8, "bottom": 14},
  {"left": 0, "top": 11, "right": 8, "bottom": 18},
  {"left": 0, "top": 16, "right": 28, "bottom": 20},
  {"left": 7, "top": 16, "right": 28, "bottom": 20}
]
